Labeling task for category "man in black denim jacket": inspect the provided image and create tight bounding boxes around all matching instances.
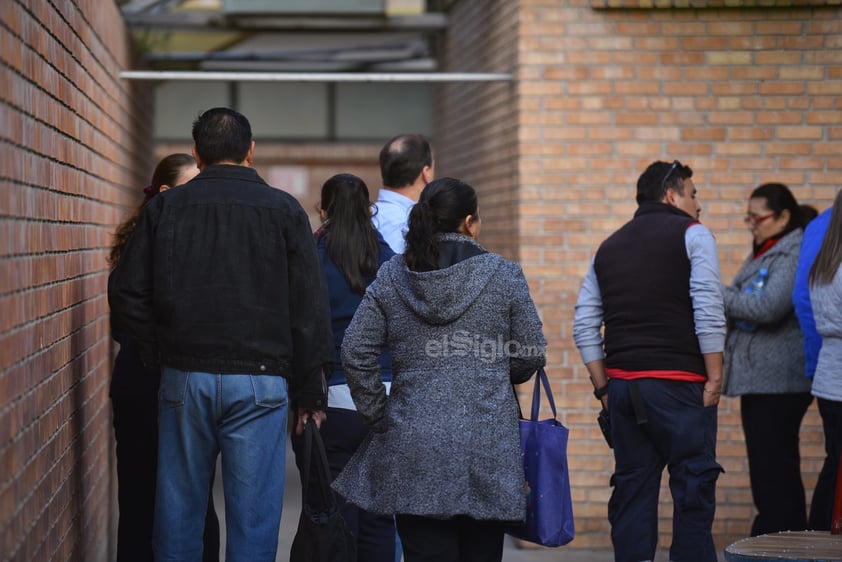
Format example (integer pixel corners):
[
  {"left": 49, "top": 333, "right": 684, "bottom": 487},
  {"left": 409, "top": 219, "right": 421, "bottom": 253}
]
[{"left": 109, "top": 107, "right": 333, "bottom": 561}]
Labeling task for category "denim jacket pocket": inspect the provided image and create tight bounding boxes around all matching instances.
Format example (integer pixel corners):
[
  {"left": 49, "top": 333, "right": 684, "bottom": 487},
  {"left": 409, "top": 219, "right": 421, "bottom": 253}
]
[
  {"left": 250, "top": 375, "right": 289, "bottom": 409},
  {"left": 160, "top": 369, "right": 190, "bottom": 407}
]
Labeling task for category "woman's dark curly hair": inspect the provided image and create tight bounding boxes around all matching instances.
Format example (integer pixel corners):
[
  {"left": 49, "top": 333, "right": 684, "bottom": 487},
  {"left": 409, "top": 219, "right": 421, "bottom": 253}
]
[{"left": 108, "top": 153, "right": 196, "bottom": 268}]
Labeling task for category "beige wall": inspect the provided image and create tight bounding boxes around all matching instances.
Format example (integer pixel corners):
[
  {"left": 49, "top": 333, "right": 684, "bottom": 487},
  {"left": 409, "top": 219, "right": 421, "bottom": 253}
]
[
  {"left": 440, "top": 0, "right": 842, "bottom": 550},
  {"left": 435, "top": 1, "right": 522, "bottom": 260},
  {"left": 0, "top": 1, "right": 155, "bottom": 560}
]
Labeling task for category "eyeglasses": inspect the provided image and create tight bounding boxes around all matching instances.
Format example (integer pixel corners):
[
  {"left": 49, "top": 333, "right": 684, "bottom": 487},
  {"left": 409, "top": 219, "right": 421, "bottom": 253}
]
[
  {"left": 743, "top": 212, "right": 776, "bottom": 225},
  {"left": 661, "top": 160, "right": 681, "bottom": 192}
]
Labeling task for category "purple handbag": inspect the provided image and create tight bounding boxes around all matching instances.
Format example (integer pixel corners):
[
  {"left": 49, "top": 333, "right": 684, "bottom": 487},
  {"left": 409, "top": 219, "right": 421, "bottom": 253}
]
[{"left": 507, "top": 367, "right": 575, "bottom": 547}]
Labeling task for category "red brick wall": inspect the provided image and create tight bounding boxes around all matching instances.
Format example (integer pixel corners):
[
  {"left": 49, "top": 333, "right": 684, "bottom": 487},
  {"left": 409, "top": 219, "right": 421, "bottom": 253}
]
[
  {"left": 0, "top": 1, "right": 155, "bottom": 560},
  {"left": 441, "top": 0, "right": 842, "bottom": 551}
]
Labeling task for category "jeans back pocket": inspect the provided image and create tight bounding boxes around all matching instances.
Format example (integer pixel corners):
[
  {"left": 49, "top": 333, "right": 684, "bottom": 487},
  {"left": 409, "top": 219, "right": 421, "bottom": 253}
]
[
  {"left": 250, "top": 375, "right": 288, "bottom": 409},
  {"left": 160, "top": 368, "right": 191, "bottom": 407}
]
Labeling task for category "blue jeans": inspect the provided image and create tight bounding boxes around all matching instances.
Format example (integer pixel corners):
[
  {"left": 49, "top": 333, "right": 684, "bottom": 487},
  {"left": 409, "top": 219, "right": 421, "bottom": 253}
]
[{"left": 154, "top": 369, "right": 289, "bottom": 562}]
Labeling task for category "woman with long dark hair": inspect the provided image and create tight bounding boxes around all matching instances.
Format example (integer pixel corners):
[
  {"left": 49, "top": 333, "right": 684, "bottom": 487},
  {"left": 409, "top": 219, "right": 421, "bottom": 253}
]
[
  {"left": 807, "top": 189, "right": 842, "bottom": 530},
  {"left": 292, "top": 173, "right": 397, "bottom": 561},
  {"left": 108, "top": 153, "right": 220, "bottom": 562},
  {"left": 333, "top": 178, "right": 547, "bottom": 562},
  {"left": 721, "top": 182, "right": 813, "bottom": 536}
]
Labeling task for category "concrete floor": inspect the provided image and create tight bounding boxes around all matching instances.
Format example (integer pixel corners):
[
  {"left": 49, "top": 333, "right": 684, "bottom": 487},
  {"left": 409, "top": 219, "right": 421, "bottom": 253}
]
[{"left": 210, "top": 441, "right": 728, "bottom": 562}]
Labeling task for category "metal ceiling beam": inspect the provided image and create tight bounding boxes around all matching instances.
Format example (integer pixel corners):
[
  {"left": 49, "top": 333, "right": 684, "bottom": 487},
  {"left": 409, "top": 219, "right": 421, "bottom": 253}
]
[
  {"left": 123, "top": 11, "right": 448, "bottom": 31},
  {"left": 119, "top": 0, "right": 183, "bottom": 15},
  {"left": 196, "top": 59, "right": 439, "bottom": 71},
  {"left": 119, "top": 71, "right": 513, "bottom": 82},
  {"left": 142, "top": 35, "right": 429, "bottom": 62},
  {"left": 229, "top": 14, "right": 448, "bottom": 31}
]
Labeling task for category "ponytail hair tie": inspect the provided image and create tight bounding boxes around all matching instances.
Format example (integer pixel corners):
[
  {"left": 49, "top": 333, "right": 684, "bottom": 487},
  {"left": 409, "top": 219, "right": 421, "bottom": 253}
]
[{"left": 143, "top": 185, "right": 154, "bottom": 195}]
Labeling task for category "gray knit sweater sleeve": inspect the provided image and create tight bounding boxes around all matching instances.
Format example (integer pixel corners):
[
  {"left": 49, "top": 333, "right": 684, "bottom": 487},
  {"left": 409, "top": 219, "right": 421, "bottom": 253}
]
[
  {"left": 507, "top": 263, "right": 547, "bottom": 383},
  {"left": 721, "top": 231, "right": 800, "bottom": 327},
  {"left": 340, "top": 285, "right": 389, "bottom": 431},
  {"left": 810, "top": 265, "right": 842, "bottom": 401}
]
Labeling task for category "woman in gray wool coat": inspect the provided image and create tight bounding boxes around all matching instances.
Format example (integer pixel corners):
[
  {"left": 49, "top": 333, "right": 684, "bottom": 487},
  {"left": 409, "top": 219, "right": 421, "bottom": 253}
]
[
  {"left": 332, "top": 177, "right": 547, "bottom": 562},
  {"left": 721, "top": 182, "right": 813, "bottom": 537}
]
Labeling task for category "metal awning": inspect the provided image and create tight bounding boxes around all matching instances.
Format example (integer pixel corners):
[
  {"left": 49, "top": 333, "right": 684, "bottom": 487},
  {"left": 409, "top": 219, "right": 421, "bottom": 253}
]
[{"left": 120, "top": 0, "right": 456, "bottom": 73}]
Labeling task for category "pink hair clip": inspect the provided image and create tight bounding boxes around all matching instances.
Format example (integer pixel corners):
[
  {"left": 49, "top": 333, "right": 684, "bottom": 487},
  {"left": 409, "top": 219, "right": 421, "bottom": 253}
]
[{"left": 143, "top": 185, "right": 153, "bottom": 195}]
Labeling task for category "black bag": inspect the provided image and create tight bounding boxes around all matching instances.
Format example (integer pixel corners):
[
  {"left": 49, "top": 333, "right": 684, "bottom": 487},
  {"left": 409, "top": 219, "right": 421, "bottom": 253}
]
[{"left": 289, "top": 419, "right": 357, "bottom": 562}]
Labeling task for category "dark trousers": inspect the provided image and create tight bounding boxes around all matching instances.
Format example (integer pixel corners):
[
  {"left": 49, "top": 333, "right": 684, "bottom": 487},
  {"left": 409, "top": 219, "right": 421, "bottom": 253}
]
[
  {"left": 809, "top": 397, "right": 842, "bottom": 530},
  {"left": 607, "top": 379, "right": 722, "bottom": 562},
  {"left": 292, "top": 408, "right": 396, "bottom": 562},
  {"left": 741, "top": 392, "right": 813, "bottom": 536},
  {"left": 111, "top": 395, "right": 220, "bottom": 562},
  {"left": 395, "top": 514, "right": 505, "bottom": 562}
]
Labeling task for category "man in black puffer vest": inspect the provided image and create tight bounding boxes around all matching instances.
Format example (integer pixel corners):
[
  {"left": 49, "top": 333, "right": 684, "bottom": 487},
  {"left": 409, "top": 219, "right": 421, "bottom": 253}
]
[{"left": 573, "top": 160, "right": 726, "bottom": 562}]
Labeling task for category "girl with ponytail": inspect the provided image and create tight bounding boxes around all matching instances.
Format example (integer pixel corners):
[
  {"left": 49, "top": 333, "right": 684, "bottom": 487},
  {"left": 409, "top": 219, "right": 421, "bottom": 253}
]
[
  {"left": 316, "top": 173, "right": 384, "bottom": 293},
  {"left": 334, "top": 177, "right": 546, "bottom": 562},
  {"left": 292, "top": 173, "right": 398, "bottom": 562},
  {"left": 404, "top": 177, "right": 480, "bottom": 272}
]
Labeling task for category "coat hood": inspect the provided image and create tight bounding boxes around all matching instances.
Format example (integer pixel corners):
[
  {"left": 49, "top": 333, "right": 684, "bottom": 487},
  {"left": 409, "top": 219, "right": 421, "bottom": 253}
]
[{"left": 384, "top": 234, "right": 503, "bottom": 325}]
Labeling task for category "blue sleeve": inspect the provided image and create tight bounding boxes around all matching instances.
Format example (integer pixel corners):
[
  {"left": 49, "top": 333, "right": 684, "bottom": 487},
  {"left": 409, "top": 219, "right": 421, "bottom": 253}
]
[
  {"left": 573, "top": 261, "right": 605, "bottom": 364},
  {"left": 793, "top": 210, "right": 830, "bottom": 378},
  {"left": 686, "top": 224, "right": 726, "bottom": 354}
]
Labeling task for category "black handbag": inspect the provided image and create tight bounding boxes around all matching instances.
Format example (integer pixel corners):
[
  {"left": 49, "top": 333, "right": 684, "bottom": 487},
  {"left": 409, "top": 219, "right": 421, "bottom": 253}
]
[{"left": 289, "top": 419, "right": 357, "bottom": 562}]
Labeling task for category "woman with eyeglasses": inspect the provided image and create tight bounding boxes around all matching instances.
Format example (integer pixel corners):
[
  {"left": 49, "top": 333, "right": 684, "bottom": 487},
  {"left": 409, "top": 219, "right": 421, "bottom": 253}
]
[{"left": 721, "top": 182, "right": 813, "bottom": 536}]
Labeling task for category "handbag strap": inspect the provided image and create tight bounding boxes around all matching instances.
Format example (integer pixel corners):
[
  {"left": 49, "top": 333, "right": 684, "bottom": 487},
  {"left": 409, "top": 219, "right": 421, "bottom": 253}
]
[
  {"left": 300, "top": 418, "right": 336, "bottom": 509},
  {"left": 530, "top": 367, "right": 558, "bottom": 421}
]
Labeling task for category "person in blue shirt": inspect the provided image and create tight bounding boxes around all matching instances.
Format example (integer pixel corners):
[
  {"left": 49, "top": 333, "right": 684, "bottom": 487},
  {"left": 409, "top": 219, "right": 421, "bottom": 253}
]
[
  {"left": 373, "top": 134, "right": 434, "bottom": 253},
  {"left": 793, "top": 207, "right": 831, "bottom": 379}
]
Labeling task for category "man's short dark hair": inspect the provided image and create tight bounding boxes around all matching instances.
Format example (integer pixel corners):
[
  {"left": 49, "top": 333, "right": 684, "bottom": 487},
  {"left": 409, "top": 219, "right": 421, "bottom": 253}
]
[
  {"left": 636, "top": 160, "right": 693, "bottom": 204},
  {"left": 192, "top": 107, "right": 252, "bottom": 166},
  {"left": 379, "top": 134, "right": 433, "bottom": 188}
]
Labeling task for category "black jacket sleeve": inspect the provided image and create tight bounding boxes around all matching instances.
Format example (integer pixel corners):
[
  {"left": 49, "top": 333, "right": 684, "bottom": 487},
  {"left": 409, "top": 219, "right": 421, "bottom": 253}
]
[
  {"left": 284, "top": 208, "right": 334, "bottom": 410},
  {"left": 107, "top": 200, "right": 160, "bottom": 369}
]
